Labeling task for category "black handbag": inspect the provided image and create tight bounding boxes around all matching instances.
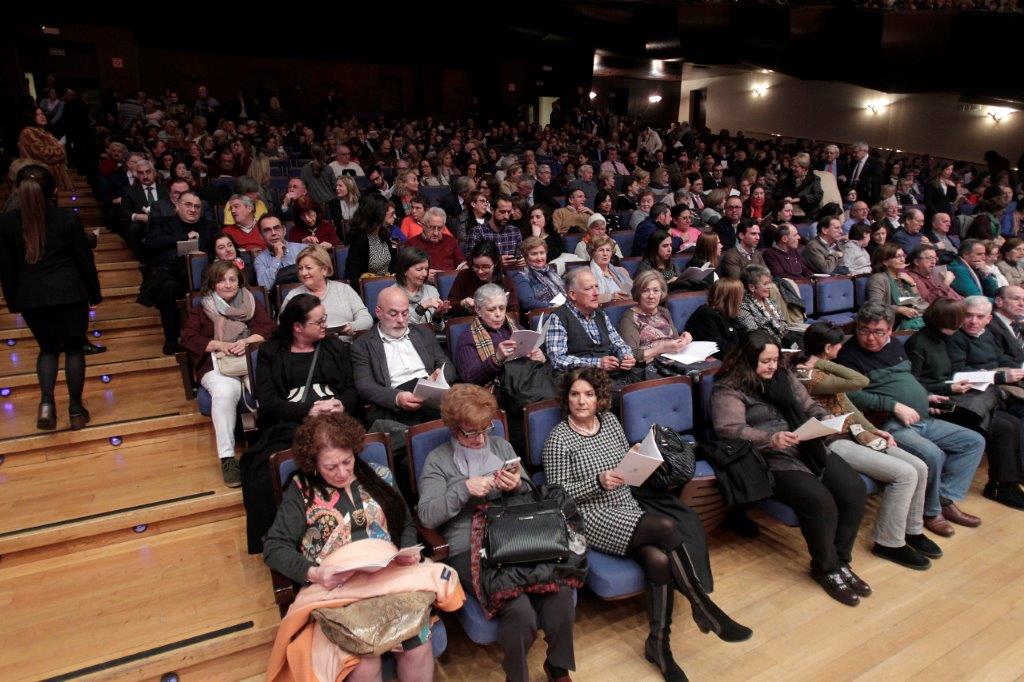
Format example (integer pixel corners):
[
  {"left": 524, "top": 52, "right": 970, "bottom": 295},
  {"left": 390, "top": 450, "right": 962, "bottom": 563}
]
[
  {"left": 645, "top": 425, "right": 696, "bottom": 490},
  {"left": 496, "top": 358, "right": 557, "bottom": 414},
  {"left": 485, "top": 477, "right": 571, "bottom": 567}
]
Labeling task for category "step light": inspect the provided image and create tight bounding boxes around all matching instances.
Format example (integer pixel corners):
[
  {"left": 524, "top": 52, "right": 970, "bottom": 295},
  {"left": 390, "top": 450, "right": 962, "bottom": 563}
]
[
  {"left": 109, "top": 436, "right": 123, "bottom": 446},
  {"left": 101, "top": 374, "right": 112, "bottom": 384},
  {"left": 0, "top": 387, "right": 10, "bottom": 397}
]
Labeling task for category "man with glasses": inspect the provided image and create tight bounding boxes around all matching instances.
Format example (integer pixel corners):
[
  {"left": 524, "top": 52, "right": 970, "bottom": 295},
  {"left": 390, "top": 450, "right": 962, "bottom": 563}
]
[
  {"left": 713, "top": 196, "right": 746, "bottom": 250},
  {"left": 803, "top": 216, "right": 847, "bottom": 275},
  {"left": 468, "top": 195, "right": 524, "bottom": 268},
  {"left": 988, "top": 285, "right": 1024, "bottom": 365},
  {"left": 351, "top": 286, "right": 457, "bottom": 431},
  {"left": 837, "top": 303, "right": 985, "bottom": 537},
  {"left": 253, "top": 215, "right": 305, "bottom": 290},
  {"left": 842, "top": 200, "right": 870, "bottom": 234},
  {"left": 328, "top": 144, "right": 364, "bottom": 177},
  {"left": 906, "top": 244, "right": 961, "bottom": 303},
  {"left": 408, "top": 207, "right": 464, "bottom": 276}
]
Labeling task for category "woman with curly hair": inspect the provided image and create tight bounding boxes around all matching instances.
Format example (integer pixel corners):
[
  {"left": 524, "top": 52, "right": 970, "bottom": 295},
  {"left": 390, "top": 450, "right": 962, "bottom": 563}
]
[
  {"left": 544, "top": 368, "right": 750, "bottom": 682},
  {"left": 263, "top": 412, "right": 437, "bottom": 681}
]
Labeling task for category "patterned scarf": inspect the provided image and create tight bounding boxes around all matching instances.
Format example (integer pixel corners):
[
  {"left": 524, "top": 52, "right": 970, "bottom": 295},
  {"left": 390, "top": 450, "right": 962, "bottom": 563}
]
[
  {"left": 469, "top": 315, "right": 520, "bottom": 362},
  {"left": 200, "top": 288, "right": 256, "bottom": 342}
]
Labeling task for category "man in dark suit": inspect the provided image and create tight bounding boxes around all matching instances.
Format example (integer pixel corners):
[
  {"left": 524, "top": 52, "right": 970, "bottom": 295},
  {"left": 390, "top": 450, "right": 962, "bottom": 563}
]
[
  {"left": 439, "top": 176, "right": 474, "bottom": 230},
  {"left": 713, "top": 195, "right": 746, "bottom": 250},
  {"left": 989, "top": 285, "right": 1024, "bottom": 366},
  {"left": 532, "top": 164, "right": 561, "bottom": 211},
  {"left": 846, "top": 142, "right": 883, "bottom": 206},
  {"left": 151, "top": 177, "right": 217, "bottom": 228},
  {"left": 350, "top": 286, "right": 458, "bottom": 430},
  {"left": 814, "top": 144, "right": 848, "bottom": 183},
  {"left": 119, "top": 159, "right": 169, "bottom": 261}
]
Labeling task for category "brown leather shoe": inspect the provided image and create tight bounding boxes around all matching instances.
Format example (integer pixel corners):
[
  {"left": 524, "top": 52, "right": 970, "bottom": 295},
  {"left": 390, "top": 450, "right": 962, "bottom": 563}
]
[
  {"left": 924, "top": 513, "right": 955, "bottom": 537},
  {"left": 942, "top": 502, "right": 981, "bottom": 528}
]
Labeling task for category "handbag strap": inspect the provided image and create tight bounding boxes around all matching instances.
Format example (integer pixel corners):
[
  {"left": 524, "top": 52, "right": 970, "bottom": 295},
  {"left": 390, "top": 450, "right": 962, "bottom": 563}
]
[
  {"left": 301, "top": 342, "right": 322, "bottom": 400},
  {"left": 497, "top": 473, "right": 542, "bottom": 508}
]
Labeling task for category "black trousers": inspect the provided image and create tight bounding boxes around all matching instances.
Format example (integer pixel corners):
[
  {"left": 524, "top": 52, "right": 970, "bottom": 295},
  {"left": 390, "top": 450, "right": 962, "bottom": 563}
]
[
  {"left": 450, "top": 552, "right": 575, "bottom": 682},
  {"left": 770, "top": 452, "right": 866, "bottom": 573},
  {"left": 996, "top": 402, "right": 1024, "bottom": 482}
]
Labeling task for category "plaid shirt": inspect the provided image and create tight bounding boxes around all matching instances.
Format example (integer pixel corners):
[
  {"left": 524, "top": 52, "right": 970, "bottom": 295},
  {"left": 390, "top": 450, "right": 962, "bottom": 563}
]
[
  {"left": 469, "top": 220, "right": 523, "bottom": 258},
  {"left": 545, "top": 303, "right": 632, "bottom": 371}
]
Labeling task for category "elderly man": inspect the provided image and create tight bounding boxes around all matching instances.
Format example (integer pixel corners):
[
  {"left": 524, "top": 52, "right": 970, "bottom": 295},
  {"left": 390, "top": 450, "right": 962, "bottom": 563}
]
[
  {"left": 600, "top": 147, "right": 629, "bottom": 177},
  {"left": 631, "top": 203, "right": 673, "bottom": 259},
  {"left": 628, "top": 190, "right": 656, "bottom": 230},
  {"left": 408, "top": 207, "right": 464, "bottom": 275},
  {"left": 837, "top": 303, "right": 985, "bottom": 536},
  {"left": 552, "top": 188, "right": 593, "bottom": 235},
  {"left": 545, "top": 268, "right": 636, "bottom": 377},
  {"left": 278, "top": 177, "right": 307, "bottom": 222},
  {"left": 846, "top": 142, "right": 883, "bottom": 205},
  {"left": 890, "top": 208, "right": 929, "bottom": 254},
  {"left": 926, "top": 212, "right": 960, "bottom": 255},
  {"left": 905, "top": 244, "right": 962, "bottom": 303},
  {"left": 532, "top": 164, "right": 561, "bottom": 210},
  {"left": 514, "top": 174, "right": 537, "bottom": 207},
  {"left": 762, "top": 223, "right": 813, "bottom": 279},
  {"left": 253, "top": 215, "right": 305, "bottom": 290},
  {"left": 120, "top": 158, "right": 169, "bottom": 260},
  {"left": 222, "top": 194, "right": 267, "bottom": 253},
  {"left": 351, "top": 286, "right": 457, "bottom": 429},
  {"left": 949, "top": 239, "right": 999, "bottom": 298},
  {"left": 439, "top": 175, "right": 474, "bottom": 225},
  {"left": 568, "top": 164, "right": 598, "bottom": 209},
  {"left": 223, "top": 177, "right": 268, "bottom": 226},
  {"left": 989, "top": 285, "right": 1024, "bottom": 366},
  {"left": 713, "top": 195, "right": 746, "bottom": 250},
  {"left": 842, "top": 200, "right": 870, "bottom": 234},
  {"left": 328, "top": 143, "right": 364, "bottom": 177},
  {"left": 719, "top": 222, "right": 765, "bottom": 279},
  {"left": 468, "top": 195, "right": 524, "bottom": 267},
  {"left": 803, "top": 216, "right": 846, "bottom": 275},
  {"left": 815, "top": 144, "right": 847, "bottom": 181}
]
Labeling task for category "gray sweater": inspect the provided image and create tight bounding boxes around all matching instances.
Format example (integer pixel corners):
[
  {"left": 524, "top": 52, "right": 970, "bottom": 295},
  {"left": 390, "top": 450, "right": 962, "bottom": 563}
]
[{"left": 416, "top": 436, "right": 524, "bottom": 557}]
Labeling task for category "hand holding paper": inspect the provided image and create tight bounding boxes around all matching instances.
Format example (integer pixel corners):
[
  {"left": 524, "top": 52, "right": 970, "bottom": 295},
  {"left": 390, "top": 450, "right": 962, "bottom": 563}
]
[
  {"left": 613, "top": 428, "right": 664, "bottom": 486},
  {"left": 792, "top": 413, "right": 851, "bottom": 441}
]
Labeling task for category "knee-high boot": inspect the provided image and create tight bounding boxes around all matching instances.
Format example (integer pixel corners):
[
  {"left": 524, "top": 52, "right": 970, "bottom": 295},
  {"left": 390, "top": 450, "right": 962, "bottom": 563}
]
[
  {"left": 668, "top": 545, "right": 752, "bottom": 643},
  {"left": 644, "top": 582, "right": 688, "bottom": 682}
]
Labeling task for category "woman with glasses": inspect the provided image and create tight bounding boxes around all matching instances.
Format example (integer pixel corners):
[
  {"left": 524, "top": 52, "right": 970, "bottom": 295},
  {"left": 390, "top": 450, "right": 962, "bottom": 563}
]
[
  {"left": 280, "top": 246, "right": 371, "bottom": 337},
  {"left": 454, "top": 283, "right": 544, "bottom": 388},
  {"left": 574, "top": 214, "right": 623, "bottom": 262},
  {"left": 866, "top": 243, "right": 925, "bottom": 330},
  {"left": 418, "top": 384, "right": 577, "bottom": 682},
  {"left": 736, "top": 264, "right": 794, "bottom": 346},
  {"left": 180, "top": 261, "right": 276, "bottom": 487},
  {"left": 446, "top": 240, "right": 520, "bottom": 316}
]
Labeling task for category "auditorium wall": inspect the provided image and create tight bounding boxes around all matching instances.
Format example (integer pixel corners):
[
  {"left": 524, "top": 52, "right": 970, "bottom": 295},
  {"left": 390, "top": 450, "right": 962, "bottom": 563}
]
[{"left": 677, "top": 71, "right": 1022, "bottom": 164}]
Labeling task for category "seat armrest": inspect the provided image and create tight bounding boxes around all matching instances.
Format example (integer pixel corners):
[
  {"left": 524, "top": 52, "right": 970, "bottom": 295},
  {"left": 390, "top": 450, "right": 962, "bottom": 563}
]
[
  {"left": 271, "top": 569, "right": 297, "bottom": 616},
  {"left": 415, "top": 521, "right": 451, "bottom": 562},
  {"left": 175, "top": 351, "right": 197, "bottom": 401}
]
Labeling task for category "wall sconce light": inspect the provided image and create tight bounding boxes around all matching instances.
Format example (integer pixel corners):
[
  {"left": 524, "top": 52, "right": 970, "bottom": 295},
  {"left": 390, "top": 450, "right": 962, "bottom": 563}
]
[
  {"left": 987, "top": 107, "right": 1015, "bottom": 123},
  {"left": 648, "top": 94, "right": 663, "bottom": 104},
  {"left": 752, "top": 84, "right": 768, "bottom": 97},
  {"left": 589, "top": 91, "right": 597, "bottom": 100},
  {"left": 866, "top": 100, "right": 889, "bottom": 115}
]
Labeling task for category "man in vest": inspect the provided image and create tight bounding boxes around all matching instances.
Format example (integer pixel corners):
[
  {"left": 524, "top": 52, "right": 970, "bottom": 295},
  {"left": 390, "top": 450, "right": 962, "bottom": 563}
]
[{"left": 545, "top": 268, "right": 635, "bottom": 376}]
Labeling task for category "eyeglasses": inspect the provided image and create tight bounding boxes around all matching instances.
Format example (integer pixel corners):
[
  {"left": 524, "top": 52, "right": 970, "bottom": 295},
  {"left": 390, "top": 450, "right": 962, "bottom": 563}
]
[
  {"left": 458, "top": 425, "right": 493, "bottom": 438},
  {"left": 305, "top": 316, "right": 328, "bottom": 327},
  {"left": 856, "top": 327, "right": 888, "bottom": 338}
]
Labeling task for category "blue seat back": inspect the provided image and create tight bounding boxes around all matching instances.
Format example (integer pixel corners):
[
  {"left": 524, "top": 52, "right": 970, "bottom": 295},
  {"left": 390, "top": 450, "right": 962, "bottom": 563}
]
[
  {"left": 563, "top": 234, "right": 583, "bottom": 255},
  {"left": 524, "top": 400, "right": 562, "bottom": 469},
  {"left": 620, "top": 257, "right": 642, "bottom": 278},
  {"left": 611, "top": 230, "right": 635, "bottom": 257},
  {"left": 446, "top": 316, "right": 475, "bottom": 353},
  {"left": 666, "top": 292, "right": 707, "bottom": 331},
  {"left": 814, "top": 277, "right": 854, "bottom": 315},
  {"left": 188, "top": 253, "right": 209, "bottom": 292},
  {"left": 437, "top": 271, "right": 459, "bottom": 300},
  {"left": 620, "top": 377, "right": 694, "bottom": 443},
  {"left": 671, "top": 254, "right": 692, "bottom": 271},
  {"left": 853, "top": 274, "right": 870, "bottom": 307},
  {"left": 408, "top": 417, "right": 507, "bottom": 492},
  {"left": 333, "top": 247, "right": 349, "bottom": 281},
  {"left": 362, "top": 277, "right": 397, "bottom": 319},
  {"left": 601, "top": 300, "right": 634, "bottom": 330},
  {"left": 797, "top": 281, "right": 815, "bottom": 315},
  {"left": 796, "top": 222, "right": 817, "bottom": 242}
]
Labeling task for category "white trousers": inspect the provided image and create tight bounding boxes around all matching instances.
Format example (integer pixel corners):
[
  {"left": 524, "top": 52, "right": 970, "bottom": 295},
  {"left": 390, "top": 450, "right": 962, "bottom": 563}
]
[{"left": 201, "top": 367, "right": 243, "bottom": 460}]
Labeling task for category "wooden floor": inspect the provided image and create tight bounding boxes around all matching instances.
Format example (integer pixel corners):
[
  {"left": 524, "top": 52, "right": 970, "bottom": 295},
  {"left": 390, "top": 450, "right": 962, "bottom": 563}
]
[{"left": 0, "top": 204, "right": 1022, "bottom": 680}]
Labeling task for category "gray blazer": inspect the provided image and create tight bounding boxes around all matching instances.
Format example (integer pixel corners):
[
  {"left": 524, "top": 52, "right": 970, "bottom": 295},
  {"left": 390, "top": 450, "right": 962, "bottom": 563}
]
[
  {"left": 802, "top": 237, "right": 842, "bottom": 275},
  {"left": 350, "top": 323, "right": 457, "bottom": 410},
  {"left": 718, "top": 246, "right": 765, "bottom": 280}
]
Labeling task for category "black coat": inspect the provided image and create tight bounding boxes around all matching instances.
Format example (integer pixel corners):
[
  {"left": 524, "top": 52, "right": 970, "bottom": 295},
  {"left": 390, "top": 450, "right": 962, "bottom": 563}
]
[
  {"left": 684, "top": 304, "right": 742, "bottom": 359},
  {"left": 344, "top": 228, "right": 398, "bottom": 282},
  {"left": 532, "top": 181, "right": 562, "bottom": 212},
  {"left": 0, "top": 206, "right": 101, "bottom": 313},
  {"left": 987, "top": 317, "right": 1024, "bottom": 367},
  {"left": 255, "top": 335, "right": 358, "bottom": 427},
  {"left": 120, "top": 181, "right": 169, "bottom": 223}
]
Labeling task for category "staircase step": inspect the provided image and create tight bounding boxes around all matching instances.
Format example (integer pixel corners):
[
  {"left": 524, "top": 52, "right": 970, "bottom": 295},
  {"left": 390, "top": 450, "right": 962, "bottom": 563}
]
[
  {"left": 0, "top": 337, "right": 175, "bottom": 388},
  {"left": 0, "top": 516, "right": 278, "bottom": 681},
  {"left": 99, "top": 268, "right": 143, "bottom": 289},
  {"left": 0, "top": 304, "right": 160, "bottom": 340},
  {"left": 0, "top": 425, "right": 241, "bottom": 558}
]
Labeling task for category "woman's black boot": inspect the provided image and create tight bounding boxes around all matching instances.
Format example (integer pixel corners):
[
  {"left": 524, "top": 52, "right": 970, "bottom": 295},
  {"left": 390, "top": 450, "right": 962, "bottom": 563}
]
[
  {"left": 669, "top": 545, "right": 752, "bottom": 643},
  {"left": 643, "top": 582, "right": 688, "bottom": 682}
]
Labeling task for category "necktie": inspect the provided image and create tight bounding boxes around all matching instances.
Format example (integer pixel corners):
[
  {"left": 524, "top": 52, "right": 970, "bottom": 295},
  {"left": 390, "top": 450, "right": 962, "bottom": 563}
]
[
  {"left": 146, "top": 186, "right": 156, "bottom": 205},
  {"left": 850, "top": 160, "right": 863, "bottom": 185},
  {"left": 1013, "top": 322, "right": 1024, "bottom": 350}
]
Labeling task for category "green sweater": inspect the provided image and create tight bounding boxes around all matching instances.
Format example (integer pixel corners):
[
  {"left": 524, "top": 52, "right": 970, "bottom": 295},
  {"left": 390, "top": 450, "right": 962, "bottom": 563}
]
[{"left": 836, "top": 339, "right": 931, "bottom": 417}]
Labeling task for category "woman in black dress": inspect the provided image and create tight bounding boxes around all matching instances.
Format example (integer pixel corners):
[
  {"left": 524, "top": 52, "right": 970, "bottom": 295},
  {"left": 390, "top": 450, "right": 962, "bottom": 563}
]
[{"left": 0, "top": 165, "right": 101, "bottom": 430}]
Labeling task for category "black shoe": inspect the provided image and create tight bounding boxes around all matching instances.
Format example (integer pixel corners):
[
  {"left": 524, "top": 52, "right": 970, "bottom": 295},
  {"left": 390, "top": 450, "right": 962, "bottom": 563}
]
[
  {"left": 982, "top": 481, "right": 1024, "bottom": 510},
  {"left": 37, "top": 402, "right": 57, "bottom": 430},
  {"left": 871, "top": 543, "right": 931, "bottom": 570},
  {"left": 69, "top": 404, "right": 91, "bottom": 431},
  {"left": 838, "top": 564, "right": 872, "bottom": 597},
  {"left": 643, "top": 583, "right": 689, "bottom": 682},
  {"left": 162, "top": 341, "right": 178, "bottom": 356},
  {"left": 221, "top": 458, "right": 242, "bottom": 487},
  {"left": 905, "top": 533, "right": 943, "bottom": 559},
  {"left": 810, "top": 565, "right": 859, "bottom": 606},
  {"left": 543, "top": 659, "right": 572, "bottom": 682},
  {"left": 82, "top": 341, "right": 107, "bottom": 355},
  {"left": 669, "top": 546, "right": 753, "bottom": 643},
  {"left": 723, "top": 506, "right": 760, "bottom": 538}
]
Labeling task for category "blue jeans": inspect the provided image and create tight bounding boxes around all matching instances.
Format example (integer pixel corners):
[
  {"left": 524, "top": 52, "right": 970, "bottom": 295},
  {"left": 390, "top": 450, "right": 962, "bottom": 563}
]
[{"left": 883, "top": 417, "right": 984, "bottom": 517}]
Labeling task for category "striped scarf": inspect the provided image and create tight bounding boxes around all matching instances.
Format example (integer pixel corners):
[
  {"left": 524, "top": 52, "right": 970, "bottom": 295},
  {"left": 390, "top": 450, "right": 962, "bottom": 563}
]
[{"left": 469, "top": 315, "right": 520, "bottom": 363}]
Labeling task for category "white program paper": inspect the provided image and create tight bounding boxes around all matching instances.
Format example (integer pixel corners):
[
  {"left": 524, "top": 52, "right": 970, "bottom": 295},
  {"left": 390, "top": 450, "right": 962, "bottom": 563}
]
[
  {"left": 949, "top": 370, "right": 996, "bottom": 391},
  {"left": 660, "top": 341, "right": 719, "bottom": 366},
  {"left": 614, "top": 428, "right": 664, "bottom": 486},
  {"left": 413, "top": 365, "right": 450, "bottom": 407},
  {"left": 793, "top": 413, "right": 852, "bottom": 441},
  {"left": 324, "top": 544, "right": 424, "bottom": 579},
  {"left": 509, "top": 313, "right": 551, "bottom": 359},
  {"left": 549, "top": 293, "right": 567, "bottom": 307}
]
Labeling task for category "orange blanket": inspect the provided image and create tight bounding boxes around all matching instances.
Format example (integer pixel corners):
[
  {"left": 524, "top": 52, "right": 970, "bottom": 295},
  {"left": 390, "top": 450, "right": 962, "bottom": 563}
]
[{"left": 266, "top": 539, "right": 464, "bottom": 682}]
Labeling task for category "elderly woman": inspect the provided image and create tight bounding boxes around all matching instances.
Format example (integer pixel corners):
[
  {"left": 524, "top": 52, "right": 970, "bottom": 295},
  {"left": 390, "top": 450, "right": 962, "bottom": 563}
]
[
  {"left": 617, "top": 271, "right": 693, "bottom": 364},
  {"left": 778, "top": 154, "right": 823, "bottom": 218},
  {"left": 394, "top": 246, "right": 450, "bottom": 325},
  {"left": 288, "top": 195, "right": 341, "bottom": 249},
  {"left": 281, "top": 246, "right": 371, "bottom": 335},
  {"left": 510, "top": 235, "right": 567, "bottom": 312},
  {"left": 713, "top": 332, "right": 869, "bottom": 606},
  {"left": 180, "top": 260, "right": 276, "bottom": 486},
  {"left": 736, "top": 265, "right": 792, "bottom": 346},
  {"left": 794, "top": 322, "right": 938, "bottom": 570},
  {"left": 545, "top": 367, "right": 749, "bottom": 682},
  {"left": 345, "top": 193, "right": 398, "bottom": 282},
  {"left": 418, "top": 385, "right": 575, "bottom": 682},
  {"left": 263, "top": 413, "right": 439, "bottom": 682},
  {"left": 842, "top": 223, "right": 873, "bottom": 275},
  {"left": 996, "top": 238, "right": 1024, "bottom": 287},
  {"left": 574, "top": 213, "right": 624, "bottom": 262},
  {"left": 454, "top": 283, "right": 545, "bottom": 387},
  {"left": 588, "top": 234, "right": 632, "bottom": 302},
  {"left": 866, "top": 243, "right": 924, "bottom": 331},
  {"left": 447, "top": 240, "right": 520, "bottom": 316},
  {"left": 329, "top": 175, "right": 361, "bottom": 234}
]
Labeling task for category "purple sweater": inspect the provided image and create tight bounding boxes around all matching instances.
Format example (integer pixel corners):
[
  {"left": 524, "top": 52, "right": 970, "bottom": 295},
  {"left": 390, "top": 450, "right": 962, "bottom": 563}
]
[{"left": 454, "top": 321, "right": 514, "bottom": 385}]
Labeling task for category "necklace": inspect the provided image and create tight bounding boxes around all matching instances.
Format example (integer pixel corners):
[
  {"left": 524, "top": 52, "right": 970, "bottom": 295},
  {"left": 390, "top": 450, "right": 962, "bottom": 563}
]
[{"left": 568, "top": 415, "right": 599, "bottom": 437}]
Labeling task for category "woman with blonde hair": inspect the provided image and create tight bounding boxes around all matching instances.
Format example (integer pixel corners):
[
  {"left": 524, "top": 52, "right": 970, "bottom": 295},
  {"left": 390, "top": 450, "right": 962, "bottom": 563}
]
[
  {"left": 281, "top": 246, "right": 372, "bottom": 335},
  {"left": 588, "top": 234, "right": 632, "bottom": 301}
]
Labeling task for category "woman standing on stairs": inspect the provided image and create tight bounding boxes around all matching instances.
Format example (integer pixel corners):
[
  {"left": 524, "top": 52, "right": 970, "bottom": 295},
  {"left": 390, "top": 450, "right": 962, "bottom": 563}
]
[{"left": 0, "top": 165, "right": 101, "bottom": 430}]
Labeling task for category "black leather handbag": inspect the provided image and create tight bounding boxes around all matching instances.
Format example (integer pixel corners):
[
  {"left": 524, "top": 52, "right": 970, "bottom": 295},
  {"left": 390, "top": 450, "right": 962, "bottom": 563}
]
[{"left": 485, "top": 477, "right": 571, "bottom": 567}]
